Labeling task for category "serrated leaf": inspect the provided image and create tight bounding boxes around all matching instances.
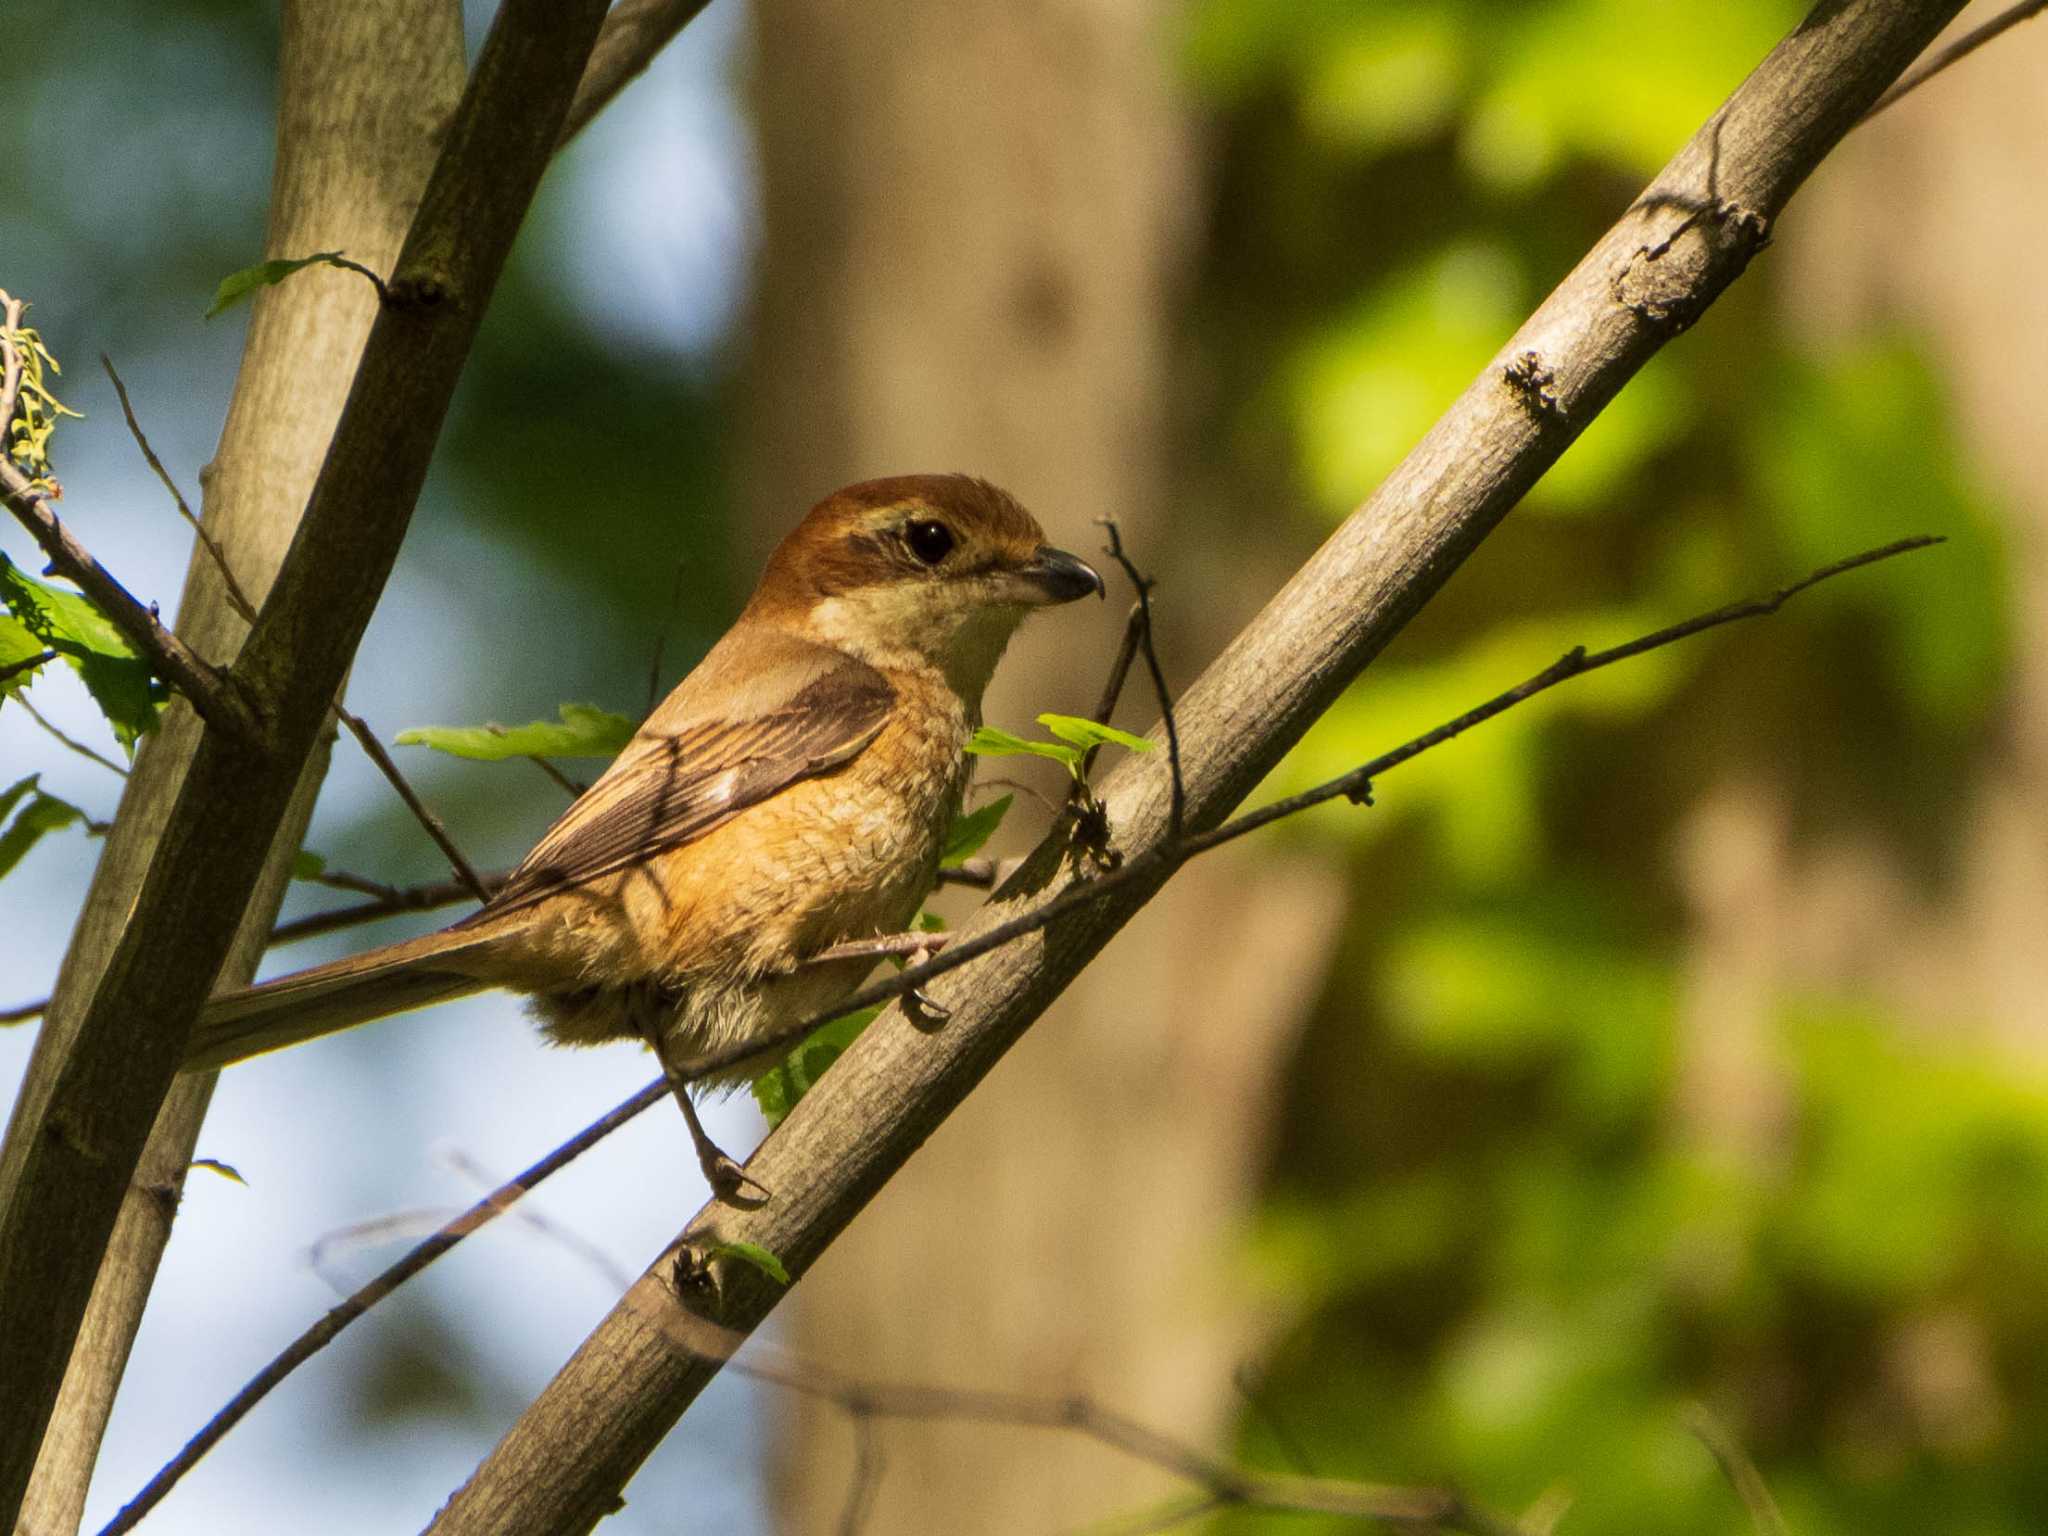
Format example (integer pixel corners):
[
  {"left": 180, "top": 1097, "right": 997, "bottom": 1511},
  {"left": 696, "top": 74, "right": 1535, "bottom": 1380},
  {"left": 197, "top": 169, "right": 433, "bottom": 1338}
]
[
  {"left": 0, "top": 555, "right": 166, "bottom": 749},
  {"left": 206, "top": 252, "right": 355, "bottom": 318},
  {"left": 0, "top": 613, "right": 51, "bottom": 697},
  {"left": 941, "top": 793, "right": 1012, "bottom": 866},
  {"left": 1037, "top": 713, "right": 1157, "bottom": 754},
  {"left": 0, "top": 782, "right": 88, "bottom": 879},
  {"left": 749, "top": 1006, "right": 880, "bottom": 1128},
  {"left": 188, "top": 1157, "right": 247, "bottom": 1187},
  {"left": 965, "top": 725, "right": 1083, "bottom": 767},
  {"left": 703, "top": 1239, "right": 789, "bottom": 1286},
  {"left": 395, "top": 703, "right": 635, "bottom": 762}
]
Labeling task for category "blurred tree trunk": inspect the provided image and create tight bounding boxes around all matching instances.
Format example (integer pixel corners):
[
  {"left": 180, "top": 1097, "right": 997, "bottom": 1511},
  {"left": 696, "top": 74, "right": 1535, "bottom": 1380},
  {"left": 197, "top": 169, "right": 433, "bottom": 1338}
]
[
  {"left": 741, "top": 4, "right": 1345, "bottom": 1528},
  {"left": 1674, "top": 4, "right": 2048, "bottom": 1170},
  {"left": 6, "top": 7, "right": 465, "bottom": 1531}
]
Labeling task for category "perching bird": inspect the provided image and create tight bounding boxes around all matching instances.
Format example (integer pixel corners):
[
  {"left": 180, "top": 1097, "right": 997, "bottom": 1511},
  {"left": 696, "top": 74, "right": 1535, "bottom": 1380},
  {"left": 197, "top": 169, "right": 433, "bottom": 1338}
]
[{"left": 186, "top": 475, "right": 1102, "bottom": 1198}]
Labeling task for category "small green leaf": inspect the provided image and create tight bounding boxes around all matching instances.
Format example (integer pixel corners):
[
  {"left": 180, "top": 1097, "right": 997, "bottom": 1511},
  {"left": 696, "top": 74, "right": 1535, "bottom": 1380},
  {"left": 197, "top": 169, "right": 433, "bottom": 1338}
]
[
  {"left": 750, "top": 1006, "right": 880, "bottom": 1128},
  {"left": 188, "top": 1157, "right": 247, "bottom": 1187},
  {"left": 915, "top": 910, "right": 948, "bottom": 934},
  {"left": 0, "top": 780, "right": 88, "bottom": 880},
  {"left": 966, "top": 725, "right": 1083, "bottom": 767},
  {"left": 395, "top": 703, "right": 635, "bottom": 762},
  {"left": 0, "top": 555, "right": 166, "bottom": 749},
  {"left": 206, "top": 252, "right": 359, "bottom": 318},
  {"left": 703, "top": 1239, "right": 790, "bottom": 1286},
  {"left": 0, "top": 777, "right": 38, "bottom": 827},
  {"left": 291, "top": 850, "right": 327, "bottom": 879},
  {"left": 1037, "top": 713, "right": 1157, "bottom": 754},
  {"left": 941, "top": 793, "right": 1012, "bottom": 866},
  {"left": 0, "top": 613, "right": 51, "bottom": 697}
]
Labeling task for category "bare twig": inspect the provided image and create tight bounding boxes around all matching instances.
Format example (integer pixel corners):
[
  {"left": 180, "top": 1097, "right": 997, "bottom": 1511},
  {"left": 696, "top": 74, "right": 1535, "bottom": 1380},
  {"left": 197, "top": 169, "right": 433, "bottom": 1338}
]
[
  {"left": 0, "top": 649, "right": 55, "bottom": 687},
  {"left": 93, "top": 1080, "right": 671, "bottom": 1536},
  {"left": 1089, "top": 601, "right": 1145, "bottom": 733},
  {"left": 100, "top": 357, "right": 258, "bottom": 627},
  {"left": 559, "top": 0, "right": 715, "bottom": 146},
  {"left": 1864, "top": 0, "right": 2048, "bottom": 119},
  {"left": 526, "top": 755, "right": 587, "bottom": 800},
  {"left": 269, "top": 873, "right": 502, "bottom": 945},
  {"left": 0, "top": 1000, "right": 45, "bottom": 1025},
  {"left": 14, "top": 693, "right": 129, "bottom": 779},
  {"left": 1685, "top": 1405, "right": 1788, "bottom": 1536},
  {"left": 835, "top": 1415, "right": 884, "bottom": 1536},
  {"left": 0, "top": 294, "right": 258, "bottom": 742},
  {"left": 647, "top": 558, "right": 689, "bottom": 714},
  {"left": 331, "top": 707, "right": 490, "bottom": 904},
  {"left": 1097, "top": 520, "right": 1183, "bottom": 837}
]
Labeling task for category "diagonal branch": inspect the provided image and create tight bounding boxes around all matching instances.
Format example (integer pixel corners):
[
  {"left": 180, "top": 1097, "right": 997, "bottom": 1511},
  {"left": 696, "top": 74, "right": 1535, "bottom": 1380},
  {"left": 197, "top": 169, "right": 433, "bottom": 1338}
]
[
  {"left": 420, "top": 5, "right": 1971, "bottom": 1530},
  {"left": 0, "top": 296, "right": 258, "bottom": 741},
  {"left": 0, "top": 2, "right": 615, "bottom": 1521}
]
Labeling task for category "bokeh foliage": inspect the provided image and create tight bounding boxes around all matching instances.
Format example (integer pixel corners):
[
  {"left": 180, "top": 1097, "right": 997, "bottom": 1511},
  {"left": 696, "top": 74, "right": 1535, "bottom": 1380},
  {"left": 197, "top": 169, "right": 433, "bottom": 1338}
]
[{"left": 1176, "top": 1, "right": 2033, "bottom": 1531}]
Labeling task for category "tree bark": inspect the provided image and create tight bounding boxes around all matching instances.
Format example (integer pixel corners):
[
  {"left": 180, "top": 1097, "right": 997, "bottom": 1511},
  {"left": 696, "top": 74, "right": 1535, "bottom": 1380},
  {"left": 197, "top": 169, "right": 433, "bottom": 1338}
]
[
  {"left": 422, "top": 5, "right": 1968, "bottom": 1532},
  {"left": 0, "top": 1, "right": 611, "bottom": 1521},
  {"left": 9, "top": 10, "right": 469, "bottom": 1533}
]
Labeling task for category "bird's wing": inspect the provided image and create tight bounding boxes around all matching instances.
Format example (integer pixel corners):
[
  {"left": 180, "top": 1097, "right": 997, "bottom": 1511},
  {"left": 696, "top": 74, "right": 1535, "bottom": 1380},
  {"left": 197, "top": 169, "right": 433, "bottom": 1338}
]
[{"left": 473, "top": 640, "right": 896, "bottom": 918}]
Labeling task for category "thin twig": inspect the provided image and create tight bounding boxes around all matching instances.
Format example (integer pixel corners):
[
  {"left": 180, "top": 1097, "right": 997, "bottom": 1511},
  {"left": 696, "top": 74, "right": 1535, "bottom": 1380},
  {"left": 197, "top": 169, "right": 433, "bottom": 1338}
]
[
  {"left": 269, "top": 873, "right": 502, "bottom": 946},
  {"left": 526, "top": 755, "right": 587, "bottom": 800},
  {"left": 1096, "top": 521, "right": 1183, "bottom": 837},
  {"left": 101, "top": 356, "right": 257, "bottom": 626},
  {"left": 1864, "top": 0, "right": 2048, "bottom": 118},
  {"left": 0, "top": 293, "right": 259, "bottom": 741},
  {"left": 15, "top": 692, "right": 129, "bottom": 778},
  {"left": 648, "top": 558, "right": 689, "bottom": 715},
  {"left": 93, "top": 1080, "right": 672, "bottom": 1536},
  {"left": 0, "top": 1000, "right": 45, "bottom": 1025},
  {"left": 0, "top": 649, "right": 54, "bottom": 687},
  {"left": 835, "top": 1415, "right": 884, "bottom": 1536},
  {"left": 1089, "top": 601, "right": 1145, "bottom": 732},
  {"left": 1685, "top": 1405, "right": 1788, "bottom": 1536},
  {"left": 331, "top": 706, "right": 490, "bottom": 904}
]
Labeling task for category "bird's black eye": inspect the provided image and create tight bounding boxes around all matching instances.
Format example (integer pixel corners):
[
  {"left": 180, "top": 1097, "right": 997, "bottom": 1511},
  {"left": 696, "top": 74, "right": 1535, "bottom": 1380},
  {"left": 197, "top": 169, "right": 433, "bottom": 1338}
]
[{"left": 904, "top": 518, "right": 956, "bottom": 566}]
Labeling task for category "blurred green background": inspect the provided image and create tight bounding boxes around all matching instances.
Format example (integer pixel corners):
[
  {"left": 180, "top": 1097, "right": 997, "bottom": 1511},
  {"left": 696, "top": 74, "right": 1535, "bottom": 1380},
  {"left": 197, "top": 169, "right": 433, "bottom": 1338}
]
[{"left": 7, "top": 2, "right": 2046, "bottom": 1533}]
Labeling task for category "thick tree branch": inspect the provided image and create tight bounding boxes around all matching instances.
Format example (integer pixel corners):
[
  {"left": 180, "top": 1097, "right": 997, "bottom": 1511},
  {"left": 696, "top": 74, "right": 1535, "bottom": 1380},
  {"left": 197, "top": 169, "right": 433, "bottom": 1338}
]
[
  {"left": 420, "top": 5, "right": 1969, "bottom": 1530},
  {"left": 0, "top": 0, "right": 612, "bottom": 1519}
]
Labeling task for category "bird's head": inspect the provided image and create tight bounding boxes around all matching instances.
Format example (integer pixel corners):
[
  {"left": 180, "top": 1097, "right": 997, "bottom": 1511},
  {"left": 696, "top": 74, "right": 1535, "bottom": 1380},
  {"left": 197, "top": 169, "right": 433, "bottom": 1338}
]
[{"left": 749, "top": 474, "right": 1103, "bottom": 705}]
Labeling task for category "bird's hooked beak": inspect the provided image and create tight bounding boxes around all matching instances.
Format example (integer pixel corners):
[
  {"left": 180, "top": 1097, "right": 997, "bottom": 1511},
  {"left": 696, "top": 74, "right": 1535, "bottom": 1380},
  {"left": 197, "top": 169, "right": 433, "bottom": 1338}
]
[{"left": 1016, "top": 545, "right": 1106, "bottom": 605}]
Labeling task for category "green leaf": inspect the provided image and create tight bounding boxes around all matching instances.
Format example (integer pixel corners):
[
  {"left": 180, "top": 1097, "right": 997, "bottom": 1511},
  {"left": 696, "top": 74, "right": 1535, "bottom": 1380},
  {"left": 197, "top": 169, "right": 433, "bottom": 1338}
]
[
  {"left": 0, "top": 613, "right": 51, "bottom": 697},
  {"left": 941, "top": 794, "right": 1012, "bottom": 866},
  {"left": 749, "top": 1006, "right": 880, "bottom": 1128},
  {"left": 703, "top": 1239, "right": 790, "bottom": 1286},
  {"left": 0, "top": 555, "right": 167, "bottom": 749},
  {"left": 0, "top": 777, "right": 38, "bottom": 827},
  {"left": 1037, "top": 713, "right": 1157, "bottom": 754},
  {"left": 964, "top": 724, "right": 1083, "bottom": 767},
  {"left": 0, "top": 778, "right": 88, "bottom": 880},
  {"left": 291, "top": 850, "right": 327, "bottom": 879},
  {"left": 206, "top": 252, "right": 359, "bottom": 318},
  {"left": 395, "top": 703, "right": 635, "bottom": 762}
]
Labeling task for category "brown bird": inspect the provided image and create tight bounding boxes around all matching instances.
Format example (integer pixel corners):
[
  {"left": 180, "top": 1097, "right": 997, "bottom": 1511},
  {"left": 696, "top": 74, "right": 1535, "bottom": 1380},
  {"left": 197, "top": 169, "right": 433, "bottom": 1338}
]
[{"left": 187, "top": 474, "right": 1102, "bottom": 1198}]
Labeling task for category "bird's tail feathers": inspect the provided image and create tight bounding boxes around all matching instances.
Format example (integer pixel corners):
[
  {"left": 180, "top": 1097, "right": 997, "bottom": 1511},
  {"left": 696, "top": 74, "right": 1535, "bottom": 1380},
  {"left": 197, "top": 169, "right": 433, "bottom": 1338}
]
[{"left": 186, "top": 928, "right": 506, "bottom": 1072}]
